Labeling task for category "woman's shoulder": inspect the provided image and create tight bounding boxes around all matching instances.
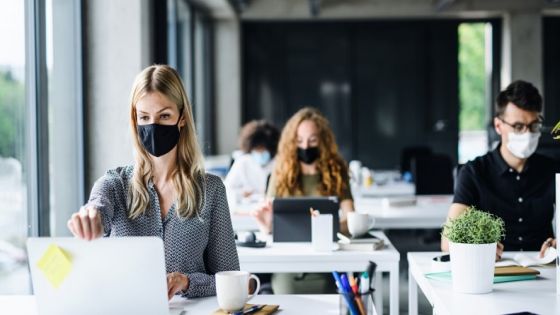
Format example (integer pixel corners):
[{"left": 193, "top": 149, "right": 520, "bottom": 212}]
[
  {"left": 204, "top": 172, "right": 225, "bottom": 186},
  {"left": 95, "top": 165, "right": 134, "bottom": 191},
  {"left": 103, "top": 165, "right": 133, "bottom": 180}
]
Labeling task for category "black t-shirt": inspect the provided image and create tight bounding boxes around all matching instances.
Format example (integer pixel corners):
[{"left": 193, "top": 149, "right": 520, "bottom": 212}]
[{"left": 453, "top": 144, "right": 559, "bottom": 251}]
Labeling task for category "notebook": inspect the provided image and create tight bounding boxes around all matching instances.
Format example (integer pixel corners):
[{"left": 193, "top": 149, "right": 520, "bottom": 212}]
[
  {"left": 337, "top": 233, "right": 385, "bottom": 251},
  {"left": 27, "top": 237, "right": 169, "bottom": 315},
  {"left": 495, "top": 247, "right": 557, "bottom": 268},
  {"left": 425, "top": 271, "right": 538, "bottom": 283}
]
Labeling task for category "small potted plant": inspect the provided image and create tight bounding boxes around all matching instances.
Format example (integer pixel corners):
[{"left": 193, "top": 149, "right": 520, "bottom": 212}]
[
  {"left": 442, "top": 206, "right": 505, "bottom": 294},
  {"left": 553, "top": 120, "right": 560, "bottom": 140}
]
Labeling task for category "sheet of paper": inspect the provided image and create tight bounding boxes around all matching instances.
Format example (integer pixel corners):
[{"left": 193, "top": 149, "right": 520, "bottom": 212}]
[{"left": 36, "top": 244, "right": 73, "bottom": 289}]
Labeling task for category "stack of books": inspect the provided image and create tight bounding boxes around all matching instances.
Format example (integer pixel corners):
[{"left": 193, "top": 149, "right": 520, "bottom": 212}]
[{"left": 337, "top": 233, "right": 385, "bottom": 251}]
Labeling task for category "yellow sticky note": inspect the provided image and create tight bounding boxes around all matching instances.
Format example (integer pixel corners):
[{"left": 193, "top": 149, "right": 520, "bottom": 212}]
[{"left": 36, "top": 244, "right": 73, "bottom": 289}]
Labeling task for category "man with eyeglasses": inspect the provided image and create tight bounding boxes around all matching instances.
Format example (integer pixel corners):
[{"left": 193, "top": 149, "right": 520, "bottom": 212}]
[{"left": 441, "top": 80, "right": 559, "bottom": 259}]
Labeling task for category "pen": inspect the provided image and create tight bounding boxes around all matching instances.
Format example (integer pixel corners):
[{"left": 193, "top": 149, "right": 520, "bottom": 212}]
[
  {"left": 349, "top": 274, "right": 366, "bottom": 315},
  {"left": 340, "top": 273, "right": 360, "bottom": 315},
  {"left": 232, "top": 304, "right": 264, "bottom": 315},
  {"left": 359, "top": 271, "right": 369, "bottom": 314},
  {"left": 332, "top": 272, "right": 359, "bottom": 315}
]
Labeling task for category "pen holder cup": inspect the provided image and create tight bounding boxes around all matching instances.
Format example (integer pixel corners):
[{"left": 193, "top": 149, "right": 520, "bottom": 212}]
[{"left": 338, "top": 289, "right": 376, "bottom": 315}]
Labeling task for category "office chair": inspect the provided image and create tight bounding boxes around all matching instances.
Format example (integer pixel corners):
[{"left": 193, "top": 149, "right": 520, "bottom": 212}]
[
  {"left": 412, "top": 154, "right": 454, "bottom": 195},
  {"left": 400, "top": 146, "right": 433, "bottom": 174}
]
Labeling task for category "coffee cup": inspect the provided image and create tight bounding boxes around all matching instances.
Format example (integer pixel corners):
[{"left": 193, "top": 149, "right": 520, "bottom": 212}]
[
  {"left": 216, "top": 271, "right": 260, "bottom": 312},
  {"left": 347, "top": 212, "right": 375, "bottom": 238}
]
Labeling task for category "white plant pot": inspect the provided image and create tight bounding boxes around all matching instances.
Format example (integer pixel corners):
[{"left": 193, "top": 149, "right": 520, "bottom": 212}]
[{"left": 448, "top": 241, "right": 496, "bottom": 294}]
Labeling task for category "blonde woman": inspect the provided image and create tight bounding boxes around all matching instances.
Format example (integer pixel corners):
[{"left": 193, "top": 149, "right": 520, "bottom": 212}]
[
  {"left": 67, "top": 65, "right": 239, "bottom": 299},
  {"left": 252, "top": 107, "right": 354, "bottom": 294}
]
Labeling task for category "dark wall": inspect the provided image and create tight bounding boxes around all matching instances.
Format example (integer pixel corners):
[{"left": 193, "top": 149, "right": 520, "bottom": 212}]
[
  {"left": 242, "top": 20, "right": 460, "bottom": 168},
  {"left": 544, "top": 17, "right": 560, "bottom": 128}
]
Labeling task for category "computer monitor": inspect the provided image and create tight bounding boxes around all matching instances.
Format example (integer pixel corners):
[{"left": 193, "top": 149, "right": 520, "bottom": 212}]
[{"left": 272, "top": 196, "right": 339, "bottom": 242}]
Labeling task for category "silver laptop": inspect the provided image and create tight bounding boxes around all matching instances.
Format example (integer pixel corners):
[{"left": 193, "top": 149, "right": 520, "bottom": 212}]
[{"left": 27, "top": 237, "right": 169, "bottom": 315}]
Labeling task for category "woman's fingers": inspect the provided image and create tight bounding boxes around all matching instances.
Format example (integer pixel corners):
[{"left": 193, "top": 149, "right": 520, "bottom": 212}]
[
  {"left": 166, "top": 272, "right": 188, "bottom": 300},
  {"left": 79, "top": 207, "right": 92, "bottom": 240},
  {"left": 89, "top": 208, "right": 102, "bottom": 238},
  {"left": 69, "top": 212, "right": 84, "bottom": 238},
  {"left": 68, "top": 207, "right": 102, "bottom": 240}
]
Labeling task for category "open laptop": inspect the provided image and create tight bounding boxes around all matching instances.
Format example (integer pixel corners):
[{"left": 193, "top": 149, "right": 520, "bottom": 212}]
[
  {"left": 272, "top": 196, "right": 339, "bottom": 242},
  {"left": 27, "top": 237, "right": 169, "bottom": 315}
]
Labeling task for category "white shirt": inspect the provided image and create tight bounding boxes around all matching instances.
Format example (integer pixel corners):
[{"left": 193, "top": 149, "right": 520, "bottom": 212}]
[{"left": 224, "top": 154, "right": 274, "bottom": 212}]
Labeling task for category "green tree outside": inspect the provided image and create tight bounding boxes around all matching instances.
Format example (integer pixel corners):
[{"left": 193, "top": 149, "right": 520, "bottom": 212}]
[
  {"left": 459, "top": 23, "right": 487, "bottom": 131},
  {"left": 0, "top": 70, "right": 25, "bottom": 159}
]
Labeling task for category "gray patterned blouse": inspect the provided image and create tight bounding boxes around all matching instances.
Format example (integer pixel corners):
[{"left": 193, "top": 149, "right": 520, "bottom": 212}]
[{"left": 86, "top": 165, "right": 240, "bottom": 298}]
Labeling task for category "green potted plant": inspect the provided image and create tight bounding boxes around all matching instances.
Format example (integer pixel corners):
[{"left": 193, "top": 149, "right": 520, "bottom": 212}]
[
  {"left": 553, "top": 120, "right": 560, "bottom": 140},
  {"left": 442, "top": 206, "right": 505, "bottom": 294}
]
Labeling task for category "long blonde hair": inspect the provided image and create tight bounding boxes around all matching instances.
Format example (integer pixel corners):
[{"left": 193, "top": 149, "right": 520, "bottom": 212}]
[
  {"left": 128, "top": 65, "right": 205, "bottom": 219},
  {"left": 274, "top": 107, "right": 349, "bottom": 197}
]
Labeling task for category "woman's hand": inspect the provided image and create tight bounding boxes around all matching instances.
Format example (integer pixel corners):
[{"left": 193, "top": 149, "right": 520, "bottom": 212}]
[
  {"left": 251, "top": 199, "right": 273, "bottom": 234},
  {"left": 67, "top": 206, "right": 103, "bottom": 240},
  {"left": 496, "top": 242, "right": 504, "bottom": 261},
  {"left": 539, "top": 238, "right": 556, "bottom": 258},
  {"left": 167, "top": 272, "right": 189, "bottom": 300}
]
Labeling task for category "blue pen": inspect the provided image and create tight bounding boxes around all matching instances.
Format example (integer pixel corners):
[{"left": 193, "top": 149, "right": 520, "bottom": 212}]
[
  {"left": 334, "top": 272, "right": 360, "bottom": 315},
  {"left": 332, "top": 272, "right": 352, "bottom": 310}
]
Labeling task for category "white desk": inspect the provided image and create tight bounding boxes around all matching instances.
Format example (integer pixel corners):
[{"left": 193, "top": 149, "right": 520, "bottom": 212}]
[
  {"left": 408, "top": 252, "right": 560, "bottom": 315},
  {"left": 0, "top": 294, "right": 344, "bottom": 315},
  {"left": 356, "top": 181, "right": 415, "bottom": 197},
  {"left": 231, "top": 195, "right": 452, "bottom": 231},
  {"left": 355, "top": 195, "right": 452, "bottom": 229},
  {"left": 237, "top": 231, "right": 400, "bottom": 315}
]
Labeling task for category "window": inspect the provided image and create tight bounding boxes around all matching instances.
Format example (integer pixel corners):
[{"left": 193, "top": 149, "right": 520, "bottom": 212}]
[
  {"left": 458, "top": 22, "right": 492, "bottom": 163},
  {"left": 46, "top": 0, "right": 85, "bottom": 236},
  {"left": 0, "top": 0, "right": 29, "bottom": 294},
  {"left": 169, "top": 0, "right": 215, "bottom": 154},
  {"left": 0, "top": 0, "right": 83, "bottom": 294}
]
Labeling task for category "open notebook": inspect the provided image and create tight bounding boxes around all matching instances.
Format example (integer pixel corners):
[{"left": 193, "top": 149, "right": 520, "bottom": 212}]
[{"left": 495, "top": 247, "right": 557, "bottom": 268}]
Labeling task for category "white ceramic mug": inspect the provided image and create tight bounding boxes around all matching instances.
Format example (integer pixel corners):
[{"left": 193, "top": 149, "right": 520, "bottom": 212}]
[
  {"left": 216, "top": 271, "right": 261, "bottom": 312},
  {"left": 311, "top": 214, "right": 334, "bottom": 251},
  {"left": 347, "top": 212, "right": 375, "bottom": 238}
]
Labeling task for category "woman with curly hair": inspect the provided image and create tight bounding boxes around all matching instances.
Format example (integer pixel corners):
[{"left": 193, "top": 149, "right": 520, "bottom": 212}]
[
  {"left": 253, "top": 107, "right": 354, "bottom": 234},
  {"left": 252, "top": 107, "right": 354, "bottom": 294}
]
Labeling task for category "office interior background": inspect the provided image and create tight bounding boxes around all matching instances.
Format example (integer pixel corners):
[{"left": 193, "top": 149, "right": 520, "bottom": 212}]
[{"left": 1, "top": 0, "right": 560, "bottom": 308}]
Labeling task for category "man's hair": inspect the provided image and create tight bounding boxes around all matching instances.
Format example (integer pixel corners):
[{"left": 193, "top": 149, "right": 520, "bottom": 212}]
[{"left": 496, "top": 80, "right": 542, "bottom": 117}]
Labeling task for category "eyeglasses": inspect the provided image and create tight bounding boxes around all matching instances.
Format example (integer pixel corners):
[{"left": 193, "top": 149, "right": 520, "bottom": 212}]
[{"left": 498, "top": 116, "right": 543, "bottom": 134}]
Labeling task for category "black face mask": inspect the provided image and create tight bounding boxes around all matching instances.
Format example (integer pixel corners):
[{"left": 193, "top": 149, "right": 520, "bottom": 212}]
[
  {"left": 297, "top": 147, "right": 320, "bottom": 164},
  {"left": 137, "top": 116, "right": 181, "bottom": 157}
]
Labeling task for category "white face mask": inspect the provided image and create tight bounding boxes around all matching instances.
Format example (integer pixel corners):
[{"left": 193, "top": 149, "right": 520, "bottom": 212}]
[{"left": 506, "top": 131, "right": 540, "bottom": 159}]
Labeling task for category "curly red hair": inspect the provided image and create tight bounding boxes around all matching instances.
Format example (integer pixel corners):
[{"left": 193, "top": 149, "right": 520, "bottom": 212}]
[{"left": 274, "top": 107, "right": 349, "bottom": 198}]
